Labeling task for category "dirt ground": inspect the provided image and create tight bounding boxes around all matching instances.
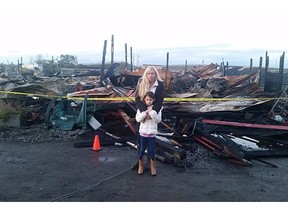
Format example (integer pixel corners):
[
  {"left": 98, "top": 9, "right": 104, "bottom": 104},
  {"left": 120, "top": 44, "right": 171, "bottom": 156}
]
[{"left": 1, "top": 123, "right": 288, "bottom": 205}]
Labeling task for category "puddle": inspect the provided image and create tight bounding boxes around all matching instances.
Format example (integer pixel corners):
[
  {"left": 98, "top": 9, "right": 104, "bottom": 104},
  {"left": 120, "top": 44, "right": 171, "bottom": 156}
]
[{"left": 92, "top": 155, "right": 117, "bottom": 162}]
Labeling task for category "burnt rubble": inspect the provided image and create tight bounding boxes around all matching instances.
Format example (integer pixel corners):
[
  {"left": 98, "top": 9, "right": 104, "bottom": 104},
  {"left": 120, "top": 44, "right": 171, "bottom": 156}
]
[{"left": 1, "top": 62, "right": 288, "bottom": 168}]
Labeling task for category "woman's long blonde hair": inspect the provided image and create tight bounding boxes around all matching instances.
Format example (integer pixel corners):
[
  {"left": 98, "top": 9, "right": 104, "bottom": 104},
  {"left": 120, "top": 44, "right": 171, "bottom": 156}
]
[{"left": 137, "top": 66, "right": 163, "bottom": 100}]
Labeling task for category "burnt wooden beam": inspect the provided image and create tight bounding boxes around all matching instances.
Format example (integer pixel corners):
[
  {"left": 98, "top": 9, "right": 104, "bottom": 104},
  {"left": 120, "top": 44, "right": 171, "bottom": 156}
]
[
  {"left": 202, "top": 119, "right": 288, "bottom": 131},
  {"left": 191, "top": 127, "right": 253, "bottom": 166},
  {"left": 245, "top": 149, "right": 288, "bottom": 158},
  {"left": 117, "top": 109, "right": 137, "bottom": 135},
  {"left": 155, "top": 138, "right": 186, "bottom": 159}
]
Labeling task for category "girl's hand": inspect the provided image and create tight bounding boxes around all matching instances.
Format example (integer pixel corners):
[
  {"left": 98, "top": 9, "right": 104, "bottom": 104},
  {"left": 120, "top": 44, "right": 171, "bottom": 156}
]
[
  {"left": 145, "top": 110, "right": 152, "bottom": 119},
  {"left": 145, "top": 114, "right": 152, "bottom": 120}
]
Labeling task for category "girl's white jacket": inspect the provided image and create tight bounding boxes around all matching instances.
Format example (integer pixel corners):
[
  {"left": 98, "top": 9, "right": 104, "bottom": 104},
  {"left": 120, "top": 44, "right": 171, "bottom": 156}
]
[{"left": 135, "top": 107, "right": 162, "bottom": 135}]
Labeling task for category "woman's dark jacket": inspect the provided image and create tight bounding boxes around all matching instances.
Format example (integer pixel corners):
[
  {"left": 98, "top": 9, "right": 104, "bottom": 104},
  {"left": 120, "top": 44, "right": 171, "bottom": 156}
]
[{"left": 135, "top": 81, "right": 164, "bottom": 113}]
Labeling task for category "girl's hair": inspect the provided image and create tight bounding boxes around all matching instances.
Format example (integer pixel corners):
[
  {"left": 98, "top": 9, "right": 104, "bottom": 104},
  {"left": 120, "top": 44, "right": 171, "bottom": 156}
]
[
  {"left": 137, "top": 66, "right": 163, "bottom": 100},
  {"left": 143, "top": 91, "right": 156, "bottom": 101}
]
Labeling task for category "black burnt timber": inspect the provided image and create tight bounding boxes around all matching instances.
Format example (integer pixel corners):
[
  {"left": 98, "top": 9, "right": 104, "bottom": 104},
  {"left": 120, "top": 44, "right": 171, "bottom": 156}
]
[
  {"left": 212, "top": 127, "right": 288, "bottom": 137},
  {"left": 247, "top": 135, "right": 288, "bottom": 150},
  {"left": 192, "top": 128, "right": 253, "bottom": 166},
  {"left": 156, "top": 134, "right": 207, "bottom": 152},
  {"left": 250, "top": 158, "right": 278, "bottom": 168},
  {"left": 156, "top": 148, "right": 179, "bottom": 165},
  {"left": 257, "top": 135, "right": 288, "bottom": 146},
  {"left": 103, "top": 78, "right": 137, "bottom": 112},
  {"left": 164, "top": 110, "right": 245, "bottom": 119},
  {"left": 192, "top": 135, "right": 226, "bottom": 157},
  {"left": 218, "top": 133, "right": 278, "bottom": 168},
  {"left": 117, "top": 109, "right": 137, "bottom": 135},
  {"left": 245, "top": 149, "right": 288, "bottom": 158},
  {"left": 202, "top": 119, "right": 288, "bottom": 131},
  {"left": 219, "top": 133, "right": 249, "bottom": 155},
  {"left": 95, "top": 102, "right": 127, "bottom": 111},
  {"left": 155, "top": 138, "right": 186, "bottom": 159},
  {"left": 156, "top": 133, "right": 196, "bottom": 142},
  {"left": 225, "top": 71, "right": 259, "bottom": 91}
]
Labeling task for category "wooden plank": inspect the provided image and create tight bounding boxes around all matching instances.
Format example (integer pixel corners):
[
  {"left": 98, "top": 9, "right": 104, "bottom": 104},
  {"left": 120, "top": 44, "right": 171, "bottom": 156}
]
[
  {"left": 202, "top": 119, "right": 288, "bottom": 131},
  {"left": 155, "top": 138, "right": 186, "bottom": 159},
  {"left": 117, "top": 109, "right": 137, "bottom": 134}
]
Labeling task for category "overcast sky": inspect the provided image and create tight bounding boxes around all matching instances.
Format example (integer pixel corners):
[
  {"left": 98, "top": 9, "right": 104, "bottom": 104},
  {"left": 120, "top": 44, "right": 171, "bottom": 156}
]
[{"left": 1, "top": 0, "right": 288, "bottom": 66}]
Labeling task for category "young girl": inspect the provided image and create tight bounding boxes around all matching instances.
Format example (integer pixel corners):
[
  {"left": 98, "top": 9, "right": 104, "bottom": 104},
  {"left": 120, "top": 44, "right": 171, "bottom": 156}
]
[{"left": 135, "top": 91, "right": 162, "bottom": 176}]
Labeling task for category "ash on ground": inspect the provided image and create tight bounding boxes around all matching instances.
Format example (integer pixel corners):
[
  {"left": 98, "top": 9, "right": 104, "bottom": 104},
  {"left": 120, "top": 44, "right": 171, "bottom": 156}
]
[{"left": 0, "top": 123, "right": 86, "bottom": 144}]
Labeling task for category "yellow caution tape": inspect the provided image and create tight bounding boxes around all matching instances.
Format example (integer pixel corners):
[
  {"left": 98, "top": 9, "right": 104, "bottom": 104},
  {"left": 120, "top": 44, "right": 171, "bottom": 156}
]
[{"left": 0, "top": 90, "right": 277, "bottom": 101}]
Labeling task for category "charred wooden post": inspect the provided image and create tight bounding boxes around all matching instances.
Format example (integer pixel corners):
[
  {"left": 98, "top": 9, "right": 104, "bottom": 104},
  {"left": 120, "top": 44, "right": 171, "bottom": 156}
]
[
  {"left": 259, "top": 56, "right": 263, "bottom": 70},
  {"left": 17, "top": 59, "right": 20, "bottom": 73},
  {"left": 51, "top": 56, "right": 55, "bottom": 75},
  {"left": 21, "top": 57, "right": 23, "bottom": 73},
  {"left": 258, "top": 56, "right": 263, "bottom": 86},
  {"left": 111, "top": 34, "right": 114, "bottom": 64},
  {"left": 130, "top": 46, "right": 133, "bottom": 72},
  {"left": 278, "top": 51, "right": 285, "bottom": 91},
  {"left": 0, "top": 63, "right": 4, "bottom": 73},
  {"left": 125, "top": 43, "right": 128, "bottom": 71},
  {"left": 221, "top": 58, "right": 225, "bottom": 75},
  {"left": 166, "top": 52, "right": 169, "bottom": 71},
  {"left": 249, "top": 58, "right": 253, "bottom": 74},
  {"left": 264, "top": 51, "right": 270, "bottom": 92},
  {"left": 226, "top": 61, "right": 229, "bottom": 76},
  {"left": 263, "top": 51, "right": 284, "bottom": 93},
  {"left": 100, "top": 40, "right": 107, "bottom": 84}
]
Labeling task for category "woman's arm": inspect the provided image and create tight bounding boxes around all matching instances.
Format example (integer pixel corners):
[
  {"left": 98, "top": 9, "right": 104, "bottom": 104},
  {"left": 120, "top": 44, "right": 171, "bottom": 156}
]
[
  {"left": 135, "top": 95, "right": 147, "bottom": 112},
  {"left": 152, "top": 81, "right": 164, "bottom": 113},
  {"left": 149, "top": 109, "right": 162, "bottom": 124}
]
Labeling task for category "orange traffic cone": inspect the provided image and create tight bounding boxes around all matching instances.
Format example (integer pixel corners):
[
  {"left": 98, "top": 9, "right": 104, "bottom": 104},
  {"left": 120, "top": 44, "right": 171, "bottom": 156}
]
[{"left": 91, "top": 135, "right": 102, "bottom": 151}]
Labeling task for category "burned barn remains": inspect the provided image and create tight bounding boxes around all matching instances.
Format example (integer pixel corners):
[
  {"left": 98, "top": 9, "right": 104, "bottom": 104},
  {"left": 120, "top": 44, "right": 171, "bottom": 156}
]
[{"left": 0, "top": 50, "right": 288, "bottom": 169}]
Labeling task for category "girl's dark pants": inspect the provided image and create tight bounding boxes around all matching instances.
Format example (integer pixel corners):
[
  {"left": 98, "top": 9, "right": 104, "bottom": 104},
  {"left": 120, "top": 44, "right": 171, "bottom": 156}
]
[{"left": 138, "top": 136, "right": 156, "bottom": 160}]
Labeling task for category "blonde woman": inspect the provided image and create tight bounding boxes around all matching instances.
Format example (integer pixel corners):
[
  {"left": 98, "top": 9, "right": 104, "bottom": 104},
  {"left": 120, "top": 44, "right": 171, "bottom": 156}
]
[
  {"left": 131, "top": 66, "right": 165, "bottom": 171},
  {"left": 135, "top": 66, "right": 164, "bottom": 114}
]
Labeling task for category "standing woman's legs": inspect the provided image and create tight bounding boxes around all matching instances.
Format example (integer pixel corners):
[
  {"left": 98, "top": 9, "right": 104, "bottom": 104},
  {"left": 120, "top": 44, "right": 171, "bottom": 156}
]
[
  {"left": 138, "top": 136, "right": 148, "bottom": 175},
  {"left": 131, "top": 123, "right": 140, "bottom": 170}
]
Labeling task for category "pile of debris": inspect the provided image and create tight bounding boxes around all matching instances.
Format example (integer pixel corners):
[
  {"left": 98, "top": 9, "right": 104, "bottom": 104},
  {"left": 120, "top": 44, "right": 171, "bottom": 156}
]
[{"left": 1, "top": 63, "right": 288, "bottom": 168}]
